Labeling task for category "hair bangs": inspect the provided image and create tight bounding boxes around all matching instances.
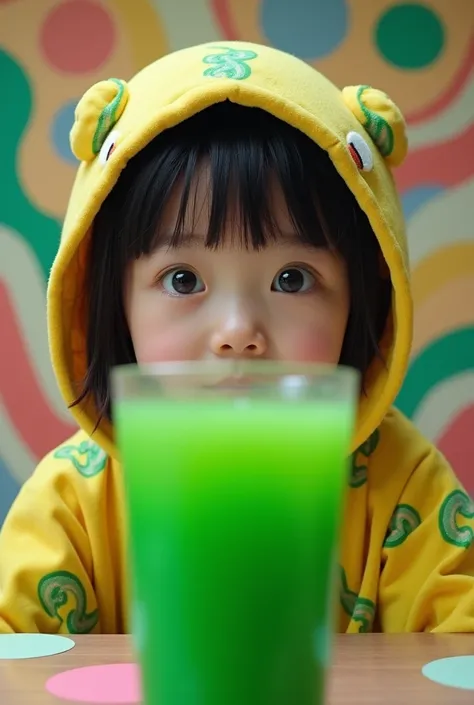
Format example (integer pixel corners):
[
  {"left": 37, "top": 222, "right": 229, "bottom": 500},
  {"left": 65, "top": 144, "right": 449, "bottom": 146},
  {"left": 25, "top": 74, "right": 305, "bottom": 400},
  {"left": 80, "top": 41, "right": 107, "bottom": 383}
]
[{"left": 110, "top": 101, "right": 335, "bottom": 259}]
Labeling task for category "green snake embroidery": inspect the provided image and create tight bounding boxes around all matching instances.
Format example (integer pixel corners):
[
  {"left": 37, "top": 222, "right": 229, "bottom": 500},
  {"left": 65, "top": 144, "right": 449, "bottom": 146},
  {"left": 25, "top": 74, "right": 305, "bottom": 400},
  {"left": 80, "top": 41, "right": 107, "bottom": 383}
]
[
  {"left": 384, "top": 504, "right": 422, "bottom": 548},
  {"left": 92, "top": 78, "right": 126, "bottom": 155},
  {"left": 339, "top": 566, "right": 375, "bottom": 633},
  {"left": 356, "top": 85, "right": 394, "bottom": 158},
  {"left": 54, "top": 440, "right": 107, "bottom": 478},
  {"left": 203, "top": 47, "right": 258, "bottom": 80},
  {"left": 38, "top": 571, "right": 99, "bottom": 634},
  {"left": 439, "top": 490, "right": 474, "bottom": 548},
  {"left": 350, "top": 428, "right": 380, "bottom": 488}
]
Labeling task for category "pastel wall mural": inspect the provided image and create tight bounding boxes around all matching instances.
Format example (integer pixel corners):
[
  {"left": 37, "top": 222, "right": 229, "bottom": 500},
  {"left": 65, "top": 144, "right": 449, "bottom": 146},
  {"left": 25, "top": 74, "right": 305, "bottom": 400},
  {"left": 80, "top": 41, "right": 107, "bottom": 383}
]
[{"left": 1, "top": 0, "right": 473, "bottom": 522}]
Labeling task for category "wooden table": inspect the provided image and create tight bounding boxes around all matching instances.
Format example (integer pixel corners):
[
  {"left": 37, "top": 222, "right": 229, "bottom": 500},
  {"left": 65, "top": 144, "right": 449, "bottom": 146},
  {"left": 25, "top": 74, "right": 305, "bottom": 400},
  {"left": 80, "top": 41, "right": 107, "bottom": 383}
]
[{"left": 1, "top": 634, "right": 473, "bottom": 704}]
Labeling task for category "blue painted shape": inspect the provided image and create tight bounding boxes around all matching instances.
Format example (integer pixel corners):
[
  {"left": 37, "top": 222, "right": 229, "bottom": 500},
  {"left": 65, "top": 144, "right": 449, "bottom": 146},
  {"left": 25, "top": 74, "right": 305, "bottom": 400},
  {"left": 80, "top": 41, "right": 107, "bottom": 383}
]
[
  {"left": 401, "top": 184, "right": 444, "bottom": 220},
  {"left": 50, "top": 100, "right": 79, "bottom": 165},
  {"left": 0, "top": 634, "right": 75, "bottom": 660},
  {"left": 0, "top": 457, "right": 20, "bottom": 526},
  {"left": 422, "top": 656, "right": 474, "bottom": 690},
  {"left": 260, "top": 0, "right": 349, "bottom": 61}
]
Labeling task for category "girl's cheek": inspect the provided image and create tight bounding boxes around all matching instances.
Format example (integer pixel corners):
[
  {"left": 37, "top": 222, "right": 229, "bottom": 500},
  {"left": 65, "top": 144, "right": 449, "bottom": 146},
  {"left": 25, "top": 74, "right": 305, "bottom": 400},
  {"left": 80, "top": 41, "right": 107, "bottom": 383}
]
[
  {"left": 282, "top": 330, "right": 343, "bottom": 364},
  {"left": 132, "top": 327, "right": 196, "bottom": 364}
]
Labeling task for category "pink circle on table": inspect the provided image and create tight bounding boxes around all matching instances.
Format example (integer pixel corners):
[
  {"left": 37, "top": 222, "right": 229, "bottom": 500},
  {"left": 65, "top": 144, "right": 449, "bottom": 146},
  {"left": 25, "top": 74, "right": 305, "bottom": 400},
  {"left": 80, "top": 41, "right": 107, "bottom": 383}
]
[
  {"left": 46, "top": 663, "right": 141, "bottom": 704},
  {"left": 40, "top": 0, "right": 116, "bottom": 74}
]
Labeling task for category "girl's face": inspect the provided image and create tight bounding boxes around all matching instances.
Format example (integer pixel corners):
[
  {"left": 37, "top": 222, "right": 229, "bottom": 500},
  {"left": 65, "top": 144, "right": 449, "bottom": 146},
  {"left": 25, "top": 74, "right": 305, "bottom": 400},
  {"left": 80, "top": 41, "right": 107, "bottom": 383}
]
[{"left": 125, "top": 172, "right": 350, "bottom": 366}]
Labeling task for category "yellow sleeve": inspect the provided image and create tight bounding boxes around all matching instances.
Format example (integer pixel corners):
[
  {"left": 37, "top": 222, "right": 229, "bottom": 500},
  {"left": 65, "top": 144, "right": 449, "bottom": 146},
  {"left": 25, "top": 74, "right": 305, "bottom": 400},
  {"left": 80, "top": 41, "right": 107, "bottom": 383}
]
[
  {"left": 378, "top": 443, "right": 474, "bottom": 632},
  {"left": 0, "top": 446, "right": 100, "bottom": 634}
]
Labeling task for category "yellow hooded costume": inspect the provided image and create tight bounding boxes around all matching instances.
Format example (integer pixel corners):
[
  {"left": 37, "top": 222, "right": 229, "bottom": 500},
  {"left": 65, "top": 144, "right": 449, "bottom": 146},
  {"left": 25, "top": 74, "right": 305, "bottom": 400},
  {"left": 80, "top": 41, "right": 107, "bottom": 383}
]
[{"left": 0, "top": 42, "right": 473, "bottom": 635}]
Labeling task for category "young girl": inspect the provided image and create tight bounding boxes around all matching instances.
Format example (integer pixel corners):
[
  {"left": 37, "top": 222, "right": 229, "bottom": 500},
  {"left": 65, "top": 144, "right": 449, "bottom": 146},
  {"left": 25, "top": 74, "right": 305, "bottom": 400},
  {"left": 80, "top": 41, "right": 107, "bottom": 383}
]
[{"left": 0, "top": 41, "right": 473, "bottom": 635}]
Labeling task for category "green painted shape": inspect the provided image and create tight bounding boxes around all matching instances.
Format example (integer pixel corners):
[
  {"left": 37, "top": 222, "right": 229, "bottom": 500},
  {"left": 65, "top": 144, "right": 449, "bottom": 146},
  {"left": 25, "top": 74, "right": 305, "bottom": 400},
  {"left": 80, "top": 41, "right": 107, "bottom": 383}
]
[
  {"left": 339, "top": 566, "right": 375, "bottom": 633},
  {"left": 439, "top": 490, "right": 474, "bottom": 549},
  {"left": 384, "top": 503, "right": 422, "bottom": 547},
  {"left": 38, "top": 570, "right": 99, "bottom": 634},
  {"left": 0, "top": 50, "right": 61, "bottom": 281},
  {"left": 54, "top": 440, "right": 107, "bottom": 478},
  {"left": 350, "top": 428, "right": 380, "bottom": 488},
  {"left": 396, "top": 327, "right": 474, "bottom": 419},
  {"left": 203, "top": 47, "right": 258, "bottom": 80},
  {"left": 375, "top": 3, "right": 445, "bottom": 70}
]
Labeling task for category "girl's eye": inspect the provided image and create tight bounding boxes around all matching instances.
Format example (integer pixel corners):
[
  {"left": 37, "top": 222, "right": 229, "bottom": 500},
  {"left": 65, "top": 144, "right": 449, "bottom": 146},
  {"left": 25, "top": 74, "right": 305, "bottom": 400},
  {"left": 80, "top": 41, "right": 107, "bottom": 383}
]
[
  {"left": 161, "top": 268, "right": 205, "bottom": 295},
  {"left": 272, "top": 267, "right": 315, "bottom": 294}
]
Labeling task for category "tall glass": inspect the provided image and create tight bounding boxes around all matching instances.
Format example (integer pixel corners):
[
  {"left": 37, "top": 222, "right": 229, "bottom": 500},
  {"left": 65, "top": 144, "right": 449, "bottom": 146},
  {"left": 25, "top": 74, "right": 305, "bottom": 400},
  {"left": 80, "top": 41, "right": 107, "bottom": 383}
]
[{"left": 113, "top": 361, "right": 359, "bottom": 705}]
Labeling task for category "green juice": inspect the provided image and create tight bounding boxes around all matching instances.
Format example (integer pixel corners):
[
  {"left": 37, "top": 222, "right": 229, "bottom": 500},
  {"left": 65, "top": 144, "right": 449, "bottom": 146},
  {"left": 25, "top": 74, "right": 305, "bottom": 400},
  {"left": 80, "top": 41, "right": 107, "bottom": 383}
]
[{"left": 116, "top": 396, "right": 353, "bottom": 705}]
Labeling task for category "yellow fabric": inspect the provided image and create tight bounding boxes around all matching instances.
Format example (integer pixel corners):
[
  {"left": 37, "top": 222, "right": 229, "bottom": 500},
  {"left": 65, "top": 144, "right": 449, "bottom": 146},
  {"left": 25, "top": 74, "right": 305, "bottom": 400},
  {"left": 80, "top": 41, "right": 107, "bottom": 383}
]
[
  {"left": 70, "top": 78, "right": 129, "bottom": 161},
  {"left": 0, "top": 41, "right": 473, "bottom": 635}
]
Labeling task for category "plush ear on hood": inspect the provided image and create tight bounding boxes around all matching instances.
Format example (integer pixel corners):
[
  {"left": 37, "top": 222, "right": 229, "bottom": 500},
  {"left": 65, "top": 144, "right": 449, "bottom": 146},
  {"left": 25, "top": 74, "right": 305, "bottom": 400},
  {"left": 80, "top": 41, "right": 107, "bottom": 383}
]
[
  {"left": 70, "top": 78, "right": 129, "bottom": 162},
  {"left": 342, "top": 85, "right": 408, "bottom": 170}
]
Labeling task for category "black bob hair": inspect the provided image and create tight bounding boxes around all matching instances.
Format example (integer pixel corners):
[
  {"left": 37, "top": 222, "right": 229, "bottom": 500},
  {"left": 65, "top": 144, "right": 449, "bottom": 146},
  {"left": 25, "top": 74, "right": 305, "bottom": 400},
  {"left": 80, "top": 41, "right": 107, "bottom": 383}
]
[{"left": 73, "top": 101, "right": 391, "bottom": 421}]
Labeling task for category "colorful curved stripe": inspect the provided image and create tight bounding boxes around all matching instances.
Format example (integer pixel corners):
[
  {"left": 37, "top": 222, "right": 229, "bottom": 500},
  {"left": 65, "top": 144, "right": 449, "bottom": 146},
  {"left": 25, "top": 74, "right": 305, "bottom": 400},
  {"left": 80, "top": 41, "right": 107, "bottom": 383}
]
[
  {"left": 0, "top": 456, "right": 20, "bottom": 525},
  {"left": 210, "top": 0, "right": 238, "bottom": 40},
  {"left": 396, "top": 121, "right": 474, "bottom": 193},
  {"left": 0, "top": 49, "right": 61, "bottom": 280},
  {"left": 436, "top": 405, "right": 474, "bottom": 495},
  {"left": 411, "top": 243, "right": 474, "bottom": 305},
  {"left": 396, "top": 327, "right": 474, "bottom": 419},
  {"left": 413, "top": 277, "right": 474, "bottom": 355},
  {"left": 407, "top": 73, "right": 474, "bottom": 151},
  {"left": 0, "top": 281, "right": 76, "bottom": 460},
  {"left": 0, "top": 224, "right": 72, "bottom": 423},
  {"left": 0, "top": 398, "right": 37, "bottom": 484},
  {"left": 401, "top": 185, "right": 444, "bottom": 220},
  {"left": 114, "top": 0, "right": 169, "bottom": 68},
  {"left": 413, "top": 372, "right": 474, "bottom": 443},
  {"left": 405, "top": 38, "right": 474, "bottom": 125},
  {"left": 407, "top": 180, "right": 474, "bottom": 267}
]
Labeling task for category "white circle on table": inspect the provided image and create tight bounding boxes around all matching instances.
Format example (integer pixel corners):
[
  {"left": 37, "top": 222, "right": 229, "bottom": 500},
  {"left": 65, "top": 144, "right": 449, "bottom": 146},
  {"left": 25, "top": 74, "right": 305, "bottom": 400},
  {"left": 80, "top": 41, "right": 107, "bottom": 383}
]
[
  {"left": 422, "top": 656, "right": 474, "bottom": 690},
  {"left": 0, "top": 634, "right": 75, "bottom": 660}
]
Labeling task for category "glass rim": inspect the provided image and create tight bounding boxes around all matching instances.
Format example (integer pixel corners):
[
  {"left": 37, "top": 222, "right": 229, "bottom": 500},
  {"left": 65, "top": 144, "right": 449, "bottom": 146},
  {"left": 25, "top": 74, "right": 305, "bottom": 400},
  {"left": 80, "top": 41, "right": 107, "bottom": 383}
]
[
  {"left": 112, "top": 362, "right": 360, "bottom": 405},
  {"left": 113, "top": 360, "right": 359, "bottom": 382}
]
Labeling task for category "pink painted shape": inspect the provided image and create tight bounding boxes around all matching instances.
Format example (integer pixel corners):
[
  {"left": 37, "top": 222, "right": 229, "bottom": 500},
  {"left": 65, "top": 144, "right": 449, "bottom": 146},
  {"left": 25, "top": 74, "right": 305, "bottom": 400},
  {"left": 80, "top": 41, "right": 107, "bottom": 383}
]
[
  {"left": 436, "top": 404, "right": 474, "bottom": 497},
  {"left": 396, "top": 121, "right": 474, "bottom": 192},
  {"left": 46, "top": 663, "right": 141, "bottom": 704},
  {"left": 210, "top": 0, "right": 238, "bottom": 39},
  {"left": 40, "top": 0, "right": 116, "bottom": 74},
  {"left": 0, "top": 282, "right": 76, "bottom": 460}
]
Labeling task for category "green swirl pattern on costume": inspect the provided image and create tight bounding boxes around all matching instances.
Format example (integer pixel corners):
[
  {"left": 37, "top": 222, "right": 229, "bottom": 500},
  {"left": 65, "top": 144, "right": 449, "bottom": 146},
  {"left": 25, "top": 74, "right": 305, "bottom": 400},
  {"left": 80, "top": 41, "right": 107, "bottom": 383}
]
[
  {"left": 203, "top": 47, "right": 258, "bottom": 80},
  {"left": 350, "top": 428, "right": 380, "bottom": 488},
  {"left": 339, "top": 566, "right": 375, "bottom": 633},
  {"left": 384, "top": 504, "right": 422, "bottom": 548},
  {"left": 439, "top": 489, "right": 474, "bottom": 548},
  {"left": 356, "top": 85, "right": 394, "bottom": 157},
  {"left": 92, "top": 78, "right": 126, "bottom": 155},
  {"left": 38, "top": 570, "right": 99, "bottom": 634},
  {"left": 54, "top": 440, "right": 107, "bottom": 477}
]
